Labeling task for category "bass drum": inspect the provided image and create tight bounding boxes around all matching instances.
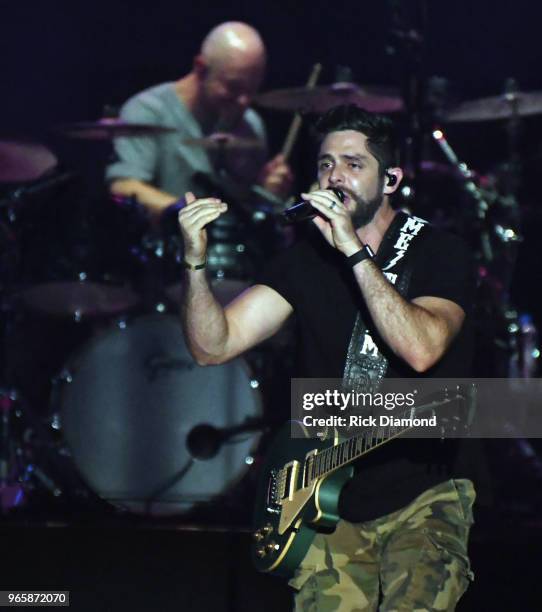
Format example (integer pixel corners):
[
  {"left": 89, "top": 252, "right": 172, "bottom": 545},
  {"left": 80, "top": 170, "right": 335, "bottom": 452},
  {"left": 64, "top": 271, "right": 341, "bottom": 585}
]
[{"left": 54, "top": 314, "right": 262, "bottom": 515}]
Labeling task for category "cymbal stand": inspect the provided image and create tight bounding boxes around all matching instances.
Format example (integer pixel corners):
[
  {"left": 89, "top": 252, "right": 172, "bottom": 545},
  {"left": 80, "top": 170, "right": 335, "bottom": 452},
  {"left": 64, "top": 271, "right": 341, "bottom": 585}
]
[
  {"left": 431, "top": 128, "right": 495, "bottom": 264},
  {"left": 496, "top": 79, "right": 524, "bottom": 295},
  {"left": 387, "top": 0, "right": 429, "bottom": 195},
  {"left": 0, "top": 227, "right": 31, "bottom": 511},
  {"left": 0, "top": 353, "right": 64, "bottom": 513},
  {"left": 0, "top": 178, "right": 74, "bottom": 511}
]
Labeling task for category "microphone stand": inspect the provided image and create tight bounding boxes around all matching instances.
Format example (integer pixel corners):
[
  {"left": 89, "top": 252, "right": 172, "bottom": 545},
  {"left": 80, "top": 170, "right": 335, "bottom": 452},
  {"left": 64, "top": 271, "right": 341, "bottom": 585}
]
[{"left": 142, "top": 417, "right": 270, "bottom": 516}]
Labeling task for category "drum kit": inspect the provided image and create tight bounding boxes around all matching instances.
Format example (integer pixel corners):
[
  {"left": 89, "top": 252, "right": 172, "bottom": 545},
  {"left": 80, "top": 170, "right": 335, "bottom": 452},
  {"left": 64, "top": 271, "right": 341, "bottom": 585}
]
[
  {"left": 0, "top": 121, "right": 273, "bottom": 518},
  {"left": 0, "top": 74, "right": 540, "bottom": 520}
]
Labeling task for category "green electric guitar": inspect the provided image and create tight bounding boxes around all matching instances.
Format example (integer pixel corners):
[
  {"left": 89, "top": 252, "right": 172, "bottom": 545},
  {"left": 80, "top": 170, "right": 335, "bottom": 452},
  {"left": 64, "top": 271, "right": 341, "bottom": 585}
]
[{"left": 251, "top": 388, "right": 474, "bottom": 577}]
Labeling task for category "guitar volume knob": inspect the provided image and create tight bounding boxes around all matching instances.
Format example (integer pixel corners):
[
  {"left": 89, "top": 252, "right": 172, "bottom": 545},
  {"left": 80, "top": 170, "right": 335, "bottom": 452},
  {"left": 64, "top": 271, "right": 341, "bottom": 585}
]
[{"left": 265, "top": 541, "right": 279, "bottom": 553}]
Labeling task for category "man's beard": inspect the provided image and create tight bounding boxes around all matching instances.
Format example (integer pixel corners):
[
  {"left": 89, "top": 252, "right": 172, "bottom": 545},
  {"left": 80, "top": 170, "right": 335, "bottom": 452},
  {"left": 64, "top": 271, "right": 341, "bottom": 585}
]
[{"left": 347, "top": 188, "right": 384, "bottom": 228}]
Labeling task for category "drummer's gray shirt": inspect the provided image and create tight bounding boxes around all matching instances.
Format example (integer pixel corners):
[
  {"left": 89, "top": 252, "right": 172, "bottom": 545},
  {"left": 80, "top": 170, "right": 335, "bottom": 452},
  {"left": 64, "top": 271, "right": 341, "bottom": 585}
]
[{"left": 105, "top": 82, "right": 268, "bottom": 198}]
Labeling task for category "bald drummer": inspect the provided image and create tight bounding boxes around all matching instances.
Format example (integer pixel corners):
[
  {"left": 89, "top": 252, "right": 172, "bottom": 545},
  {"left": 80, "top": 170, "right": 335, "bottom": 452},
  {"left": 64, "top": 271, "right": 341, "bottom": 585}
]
[{"left": 107, "top": 21, "right": 293, "bottom": 214}]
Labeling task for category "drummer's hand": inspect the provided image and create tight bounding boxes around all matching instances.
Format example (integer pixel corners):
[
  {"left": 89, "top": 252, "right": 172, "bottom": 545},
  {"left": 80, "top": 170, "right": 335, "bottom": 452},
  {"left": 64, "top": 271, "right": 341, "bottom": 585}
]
[
  {"left": 178, "top": 192, "right": 228, "bottom": 265},
  {"left": 259, "top": 154, "right": 294, "bottom": 199}
]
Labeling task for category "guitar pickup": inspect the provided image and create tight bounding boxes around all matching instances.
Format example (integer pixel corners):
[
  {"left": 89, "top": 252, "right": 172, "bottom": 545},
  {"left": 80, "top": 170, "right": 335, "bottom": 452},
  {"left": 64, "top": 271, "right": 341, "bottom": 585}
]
[{"left": 265, "top": 469, "right": 281, "bottom": 514}]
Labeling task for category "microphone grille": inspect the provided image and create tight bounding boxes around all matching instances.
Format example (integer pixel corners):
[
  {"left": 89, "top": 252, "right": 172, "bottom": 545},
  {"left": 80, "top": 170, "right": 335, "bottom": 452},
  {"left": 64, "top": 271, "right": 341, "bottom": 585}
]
[{"left": 330, "top": 188, "right": 345, "bottom": 203}]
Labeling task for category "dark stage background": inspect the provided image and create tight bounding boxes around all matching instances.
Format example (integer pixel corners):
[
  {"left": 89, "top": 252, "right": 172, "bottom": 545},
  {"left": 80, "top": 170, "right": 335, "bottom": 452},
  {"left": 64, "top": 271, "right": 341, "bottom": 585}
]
[
  {"left": 2, "top": 1, "right": 542, "bottom": 610},
  {"left": 3, "top": 0, "right": 542, "bottom": 314}
]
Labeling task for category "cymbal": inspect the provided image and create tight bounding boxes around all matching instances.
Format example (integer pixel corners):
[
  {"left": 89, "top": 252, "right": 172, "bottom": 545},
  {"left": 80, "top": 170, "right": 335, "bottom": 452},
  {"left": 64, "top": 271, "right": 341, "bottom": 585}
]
[
  {"left": 182, "top": 133, "right": 264, "bottom": 150},
  {"left": 444, "top": 91, "right": 542, "bottom": 122},
  {"left": 255, "top": 82, "right": 404, "bottom": 114},
  {"left": 0, "top": 141, "right": 57, "bottom": 182},
  {"left": 57, "top": 118, "right": 177, "bottom": 140}
]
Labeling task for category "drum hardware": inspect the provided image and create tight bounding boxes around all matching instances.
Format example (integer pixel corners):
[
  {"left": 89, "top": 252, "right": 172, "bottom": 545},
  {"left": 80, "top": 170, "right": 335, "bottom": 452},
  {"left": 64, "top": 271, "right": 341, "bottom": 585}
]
[
  {"left": 55, "top": 118, "right": 177, "bottom": 140},
  {"left": 0, "top": 388, "right": 66, "bottom": 511},
  {"left": 430, "top": 127, "right": 523, "bottom": 266},
  {"left": 386, "top": 2, "right": 429, "bottom": 204},
  {"left": 439, "top": 80, "right": 540, "bottom": 387},
  {"left": 4, "top": 155, "right": 141, "bottom": 319},
  {"left": 0, "top": 169, "right": 74, "bottom": 233},
  {"left": 1, "top": 226, "right": 69, "bottom": 506},
  {"left": 186, "top": 417, "right": 270, "bottom": 461},
  {"left": 143, "top": 416, "right": 268, "bottom": 515},
  {"left": 433, "top": 80, "right": 527, "bottom": 292},
  {"left": 249, "top": 185, "right": 287, "bottom": 215}
]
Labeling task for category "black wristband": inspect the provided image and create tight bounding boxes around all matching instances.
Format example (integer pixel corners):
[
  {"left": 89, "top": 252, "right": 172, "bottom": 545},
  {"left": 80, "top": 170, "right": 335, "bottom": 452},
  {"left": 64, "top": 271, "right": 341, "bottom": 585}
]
[
  {"left": 183, "top": 255, "right": 207, "bottom": 270},
  {"left": 347, "top": 245, "right": 375, "bottom": 267}
]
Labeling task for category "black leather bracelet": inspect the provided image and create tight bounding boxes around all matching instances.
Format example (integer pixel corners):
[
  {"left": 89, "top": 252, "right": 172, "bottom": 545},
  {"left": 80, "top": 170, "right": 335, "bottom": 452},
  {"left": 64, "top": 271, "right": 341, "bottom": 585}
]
[
  {"left": 183, "top": 255, "right": 207, "bottom": 270},
  {"left": 347, "top": 245, "right": 375, "bottom": 267}
]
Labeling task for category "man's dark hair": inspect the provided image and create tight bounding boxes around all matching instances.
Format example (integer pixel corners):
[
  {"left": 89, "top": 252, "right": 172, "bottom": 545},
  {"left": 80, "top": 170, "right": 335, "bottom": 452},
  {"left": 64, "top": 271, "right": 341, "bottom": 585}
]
[{"left": 314, "top": 104, "right": 398, "bottom": 174}]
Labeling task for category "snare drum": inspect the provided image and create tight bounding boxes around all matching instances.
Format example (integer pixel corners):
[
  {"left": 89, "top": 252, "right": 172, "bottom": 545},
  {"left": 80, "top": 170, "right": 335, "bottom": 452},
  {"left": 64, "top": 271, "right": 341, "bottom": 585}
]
[{"left": 53, "top": 314, "right": 262, "bottom": 515}]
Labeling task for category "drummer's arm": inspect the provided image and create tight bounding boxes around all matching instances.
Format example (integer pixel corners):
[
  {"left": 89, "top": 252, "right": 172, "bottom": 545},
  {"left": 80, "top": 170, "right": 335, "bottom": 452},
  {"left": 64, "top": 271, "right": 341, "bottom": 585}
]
[
  {"left": 182, "top": 281, "right": 293, "bottom": 366},
  {"left": 110, "top": 179, "right": 178, "bottom": 215}
]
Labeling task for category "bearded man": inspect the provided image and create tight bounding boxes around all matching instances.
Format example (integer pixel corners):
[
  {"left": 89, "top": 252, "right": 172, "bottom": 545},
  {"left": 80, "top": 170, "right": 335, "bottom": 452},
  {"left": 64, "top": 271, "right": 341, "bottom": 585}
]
[{"left": 179, "top": 104, "right": 476, "bottom": 611}]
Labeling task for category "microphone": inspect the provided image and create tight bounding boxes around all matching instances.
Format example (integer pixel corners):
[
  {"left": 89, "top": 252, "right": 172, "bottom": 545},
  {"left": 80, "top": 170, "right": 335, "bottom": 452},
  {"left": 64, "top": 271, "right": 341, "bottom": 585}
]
[{"left": 282, "top": 188, "right": 345, "bottom": 223}]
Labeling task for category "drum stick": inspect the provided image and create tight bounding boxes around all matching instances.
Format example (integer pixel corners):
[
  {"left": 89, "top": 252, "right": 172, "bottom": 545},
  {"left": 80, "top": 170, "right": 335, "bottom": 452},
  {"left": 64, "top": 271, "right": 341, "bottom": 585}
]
[{"left": 281, "top": 63, "right": 322, "bottom": 161}]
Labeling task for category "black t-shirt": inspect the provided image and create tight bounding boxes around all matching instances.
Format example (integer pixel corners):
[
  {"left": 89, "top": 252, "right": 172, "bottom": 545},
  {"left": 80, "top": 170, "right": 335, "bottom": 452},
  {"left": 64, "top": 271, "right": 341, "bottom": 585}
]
[{"left": 258, "top": 214, "right": 479, "bottom": 521}]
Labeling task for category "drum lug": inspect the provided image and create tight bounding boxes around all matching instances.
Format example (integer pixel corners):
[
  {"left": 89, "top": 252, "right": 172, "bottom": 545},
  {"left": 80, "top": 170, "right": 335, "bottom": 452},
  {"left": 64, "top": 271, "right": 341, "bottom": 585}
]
[
  {"left": 50, "top": 412, "right": 62, "bottom": 432},
  {"left": 52, "top": 369, "right": 73, "bottom": 386}
]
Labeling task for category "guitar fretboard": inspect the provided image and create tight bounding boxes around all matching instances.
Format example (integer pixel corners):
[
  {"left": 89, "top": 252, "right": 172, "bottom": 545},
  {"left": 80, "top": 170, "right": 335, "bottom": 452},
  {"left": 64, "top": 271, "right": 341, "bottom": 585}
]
[
  {"left": 307, "top": 419, "right": 406, "bottom": 483},
  {"left": 305, "top": 395, "right": 458, "bottom": 484}
]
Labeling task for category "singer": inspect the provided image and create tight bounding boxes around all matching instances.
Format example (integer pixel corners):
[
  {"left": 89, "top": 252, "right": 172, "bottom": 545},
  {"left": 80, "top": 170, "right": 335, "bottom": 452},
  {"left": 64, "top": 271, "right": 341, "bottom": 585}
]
[{"left": 178, "top": 104, "right": 477, "bottom": 611}]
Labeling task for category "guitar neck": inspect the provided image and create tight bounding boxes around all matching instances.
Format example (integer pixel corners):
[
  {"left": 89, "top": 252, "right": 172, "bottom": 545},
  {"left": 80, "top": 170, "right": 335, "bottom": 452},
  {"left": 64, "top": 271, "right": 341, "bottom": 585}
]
[{"left": 308, "top": 395, "right": 458, "bottom": 482}]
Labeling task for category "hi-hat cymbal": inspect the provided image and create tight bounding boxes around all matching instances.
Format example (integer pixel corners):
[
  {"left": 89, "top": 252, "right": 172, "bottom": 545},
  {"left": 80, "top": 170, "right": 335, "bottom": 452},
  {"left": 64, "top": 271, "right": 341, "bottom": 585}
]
[
  {"left": 182, "top": 133, "right": 265, "bottom": 150},
  {"left": 255, "top": 82, "right": 403, "bottom": 114},
  {"left": 444, "top": 91, "right": 542, "bottom": 122},
  {"left": 57, "top": 118, "right": 177, "bottom": 140},
  {"left": 0, "top": 141, "right": 57, "bottom": 182}
]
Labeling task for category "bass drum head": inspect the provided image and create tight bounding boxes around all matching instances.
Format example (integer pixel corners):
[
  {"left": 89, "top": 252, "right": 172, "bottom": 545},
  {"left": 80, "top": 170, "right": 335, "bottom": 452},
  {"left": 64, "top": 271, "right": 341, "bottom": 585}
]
[{"left": 57, "top": 314, "right": 262, "bottom": 515}]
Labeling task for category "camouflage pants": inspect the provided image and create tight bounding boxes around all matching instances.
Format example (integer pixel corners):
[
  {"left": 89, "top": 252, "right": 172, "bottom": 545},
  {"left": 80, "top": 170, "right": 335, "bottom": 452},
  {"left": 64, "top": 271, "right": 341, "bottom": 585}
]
[{"left": 289, "top": 479, "right": 475, "bottom": 612}]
